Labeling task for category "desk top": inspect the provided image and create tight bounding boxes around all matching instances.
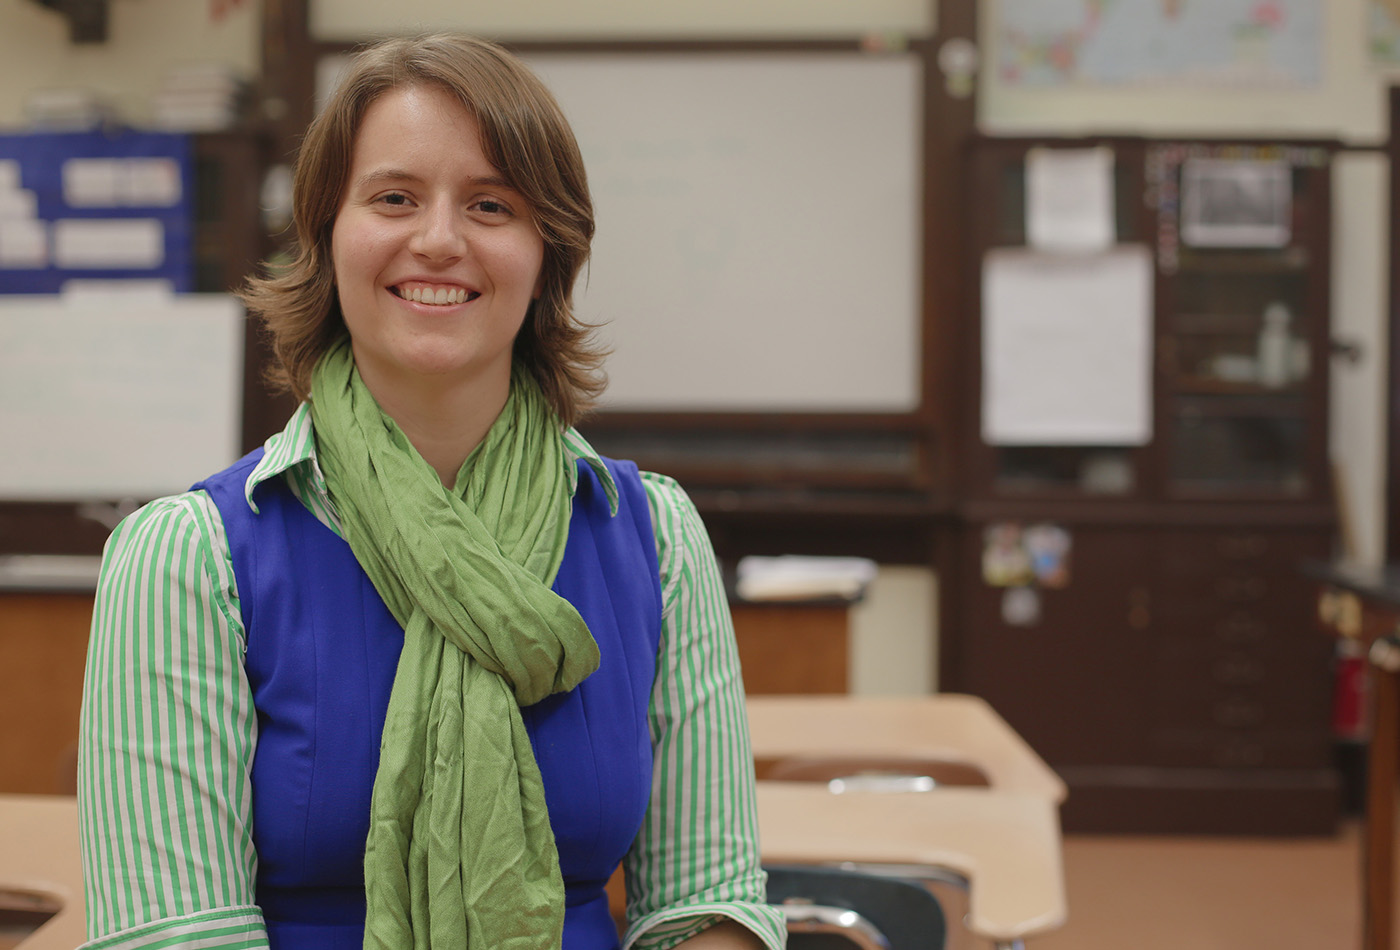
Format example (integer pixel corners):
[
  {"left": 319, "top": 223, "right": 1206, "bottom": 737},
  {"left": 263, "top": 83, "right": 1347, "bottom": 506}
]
[
  {"left": 0, "top": 794, "right": 85, "bottom": 950},
  {"left": 745, "top": 693, "right": 1068, "bottom": 803},
  {"left": 0, "top": 555, "right": 101, "bottom": 593},
  {"left": 1303, "top": 559, "right": 1400, "bottom": 610},
  {"left": 756, "top": 782, "right": 1067, "bottom": 941}
]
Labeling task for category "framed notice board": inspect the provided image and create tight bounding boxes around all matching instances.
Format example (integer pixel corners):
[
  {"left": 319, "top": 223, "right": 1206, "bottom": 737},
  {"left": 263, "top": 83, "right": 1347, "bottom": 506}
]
[{"left": 0, "top": 130, "right": 195, "bottom": 294}]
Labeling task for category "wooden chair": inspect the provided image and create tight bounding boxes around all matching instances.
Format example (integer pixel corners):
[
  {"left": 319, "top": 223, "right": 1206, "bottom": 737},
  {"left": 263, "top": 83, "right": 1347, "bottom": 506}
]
[
  {"left": 756, "top": 782, "right": 1066, "bottom": 950},
  {"left": 0, "top": 795, "right": 85, "bottom": 950}
]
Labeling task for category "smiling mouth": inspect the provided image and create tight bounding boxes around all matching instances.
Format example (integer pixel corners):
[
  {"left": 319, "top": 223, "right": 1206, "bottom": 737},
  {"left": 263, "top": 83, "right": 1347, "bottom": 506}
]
[{"left": 390, "top": 285, "right": 480, "bottom": 306}]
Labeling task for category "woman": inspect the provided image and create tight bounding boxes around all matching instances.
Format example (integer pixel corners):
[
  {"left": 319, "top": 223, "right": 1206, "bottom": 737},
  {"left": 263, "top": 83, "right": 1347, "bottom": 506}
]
[{"left": 77, "top": 33, "right": 782, "bottom": 950}]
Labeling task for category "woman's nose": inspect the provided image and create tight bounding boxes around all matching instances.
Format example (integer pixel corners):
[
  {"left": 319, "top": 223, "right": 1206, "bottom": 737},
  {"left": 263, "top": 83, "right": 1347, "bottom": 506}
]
[{"left": 409, "top": 200, "right": 466, "bottom": 261}]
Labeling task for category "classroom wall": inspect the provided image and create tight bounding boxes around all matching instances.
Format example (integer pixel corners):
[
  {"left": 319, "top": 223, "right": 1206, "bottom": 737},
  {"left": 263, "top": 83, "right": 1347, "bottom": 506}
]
[
  {"left": 0, "top": 0, "right": 261, "bottom": 129},
  {"left": 0, "top": 1, "right": 1389, "bottom": 695}
]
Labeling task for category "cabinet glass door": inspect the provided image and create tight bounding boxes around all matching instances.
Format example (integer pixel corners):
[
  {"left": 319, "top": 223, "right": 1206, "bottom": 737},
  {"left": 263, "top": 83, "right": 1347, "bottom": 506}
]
[{"left": 1152, "top": 145, "right": 1323, "bottom": 497}]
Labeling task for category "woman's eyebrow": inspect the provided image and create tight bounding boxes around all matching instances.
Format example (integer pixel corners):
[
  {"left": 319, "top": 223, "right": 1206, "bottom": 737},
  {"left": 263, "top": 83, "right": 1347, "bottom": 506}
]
[
  {"left": 352, "top": 168, "right": 516, "bottom": 191},
  {"left": 352, "top": 168, "right": 420, "bottom": 189}
]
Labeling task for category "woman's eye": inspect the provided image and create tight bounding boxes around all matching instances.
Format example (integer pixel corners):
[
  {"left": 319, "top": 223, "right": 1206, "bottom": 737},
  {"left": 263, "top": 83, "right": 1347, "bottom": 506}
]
[
  {"left": 474, "top": 199, "right": 510, "bottom": 216},
  {"left": 376, "top": 192, "right": 411, "bottom": 207}
]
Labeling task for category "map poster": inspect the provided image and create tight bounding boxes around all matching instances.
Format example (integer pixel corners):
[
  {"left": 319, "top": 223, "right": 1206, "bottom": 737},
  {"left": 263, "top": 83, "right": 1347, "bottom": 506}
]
[
  {"left": 1372, "top": 0, "right": 1400, "bottom": 63},
  {"left": 995, "top": 0, "right": 1322, "bottom": 87}
]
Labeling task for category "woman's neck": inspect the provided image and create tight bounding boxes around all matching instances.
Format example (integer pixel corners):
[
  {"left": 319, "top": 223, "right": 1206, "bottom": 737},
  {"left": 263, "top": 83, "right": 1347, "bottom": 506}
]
[{"left": 356, "top": 366, "right": 511, "bottom": 489}]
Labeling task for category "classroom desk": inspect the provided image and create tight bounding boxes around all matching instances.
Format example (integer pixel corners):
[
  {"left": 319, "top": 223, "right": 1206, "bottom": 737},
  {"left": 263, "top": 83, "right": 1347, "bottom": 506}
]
[
  {"left": 746, "top": 693, "right": 1068, "bottom": 802},
  {"left": 0, "top": 794, "right": 84, "bottom": 950},
  {"left": 755, "top": 781, "right": 1066, "bottom": 946},
  {"left": 1305, "top": 560, "right": 1400, "bottom": 950}
]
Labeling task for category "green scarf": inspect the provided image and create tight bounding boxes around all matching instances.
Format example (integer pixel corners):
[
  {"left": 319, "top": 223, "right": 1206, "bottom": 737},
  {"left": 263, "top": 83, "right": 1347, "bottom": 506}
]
[{"left": 309, "top": 338, "right": 600, "bottom": 950}]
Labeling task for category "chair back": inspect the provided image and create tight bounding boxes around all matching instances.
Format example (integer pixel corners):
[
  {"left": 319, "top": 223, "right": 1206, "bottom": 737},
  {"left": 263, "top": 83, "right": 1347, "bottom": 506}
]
[{"left": 766, "top": 864, "right": 946, "bottom": 950}]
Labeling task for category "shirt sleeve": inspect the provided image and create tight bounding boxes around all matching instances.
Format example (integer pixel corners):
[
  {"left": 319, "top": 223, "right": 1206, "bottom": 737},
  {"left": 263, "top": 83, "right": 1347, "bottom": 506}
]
[
  {"left": 76, "top": 491, "right": 269, "bottom": 949},
  {"left": 622, "top": 473, "right": 785, "bottom": 950}
]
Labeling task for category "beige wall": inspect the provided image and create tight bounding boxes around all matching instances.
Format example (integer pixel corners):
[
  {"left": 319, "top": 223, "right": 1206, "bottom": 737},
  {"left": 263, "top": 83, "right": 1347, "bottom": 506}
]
[
  {"left": 0, "top": 0, "right": 260, "bottom": 129},
  {"left": 309, "top": 0, "right": 933, "bottom": 42}
]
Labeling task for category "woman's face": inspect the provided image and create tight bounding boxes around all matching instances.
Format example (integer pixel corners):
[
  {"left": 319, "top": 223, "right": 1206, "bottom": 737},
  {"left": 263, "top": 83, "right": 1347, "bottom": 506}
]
[{"left": 330, "top": 83, "right": 545, "bottom": 402}]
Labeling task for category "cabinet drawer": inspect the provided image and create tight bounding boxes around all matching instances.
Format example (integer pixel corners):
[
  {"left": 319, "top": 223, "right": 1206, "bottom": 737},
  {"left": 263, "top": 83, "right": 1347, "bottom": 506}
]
[
  {"left": 1152, "top": 728, "right": 1334, "bottom": 770},
  {"left": 1159, "top": 530, "right": 1324, "bottom": 580},
  {"left": 1152, "top": 639, "right": 1331, "bottom": 733},
  {"left": 1154, "top": 574, "right": 1322, "bottom": 642}
]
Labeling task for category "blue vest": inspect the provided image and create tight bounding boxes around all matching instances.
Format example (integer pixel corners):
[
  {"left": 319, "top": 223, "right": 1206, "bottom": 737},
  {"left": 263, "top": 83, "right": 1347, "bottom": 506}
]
[{"left": 196, "top": 451, "right": 662, "bottom": 950}]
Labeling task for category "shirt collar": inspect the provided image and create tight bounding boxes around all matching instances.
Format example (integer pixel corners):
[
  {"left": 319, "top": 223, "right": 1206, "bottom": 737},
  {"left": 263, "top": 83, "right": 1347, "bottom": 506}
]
[{"left": 243, "top": 402, "right": 618, "bottom": 516}]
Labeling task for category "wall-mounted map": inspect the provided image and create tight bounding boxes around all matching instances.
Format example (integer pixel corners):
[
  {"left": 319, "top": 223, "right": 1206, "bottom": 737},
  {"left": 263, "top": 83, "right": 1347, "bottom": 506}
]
[
  {"left": 1371, "top": 0, "right": 1400, "bottom": 63},
  {"left": 995, "top": 0, "right": 1321, "bottom": 87}
]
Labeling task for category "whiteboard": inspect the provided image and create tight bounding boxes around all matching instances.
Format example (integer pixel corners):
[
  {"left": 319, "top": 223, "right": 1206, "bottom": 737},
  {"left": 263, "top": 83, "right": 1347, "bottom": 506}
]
[
  {"left": 0, "top": 294, "right": 244, "bottom": 500},
  {"left": 524, "top": 53, "right": 923, "bottom": 412}
]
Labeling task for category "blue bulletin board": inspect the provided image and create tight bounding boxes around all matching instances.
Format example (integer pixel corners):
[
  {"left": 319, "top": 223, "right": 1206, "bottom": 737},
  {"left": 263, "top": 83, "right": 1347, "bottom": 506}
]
[{"left": 0, "top": 130, "right": 194, "bottom": 294}]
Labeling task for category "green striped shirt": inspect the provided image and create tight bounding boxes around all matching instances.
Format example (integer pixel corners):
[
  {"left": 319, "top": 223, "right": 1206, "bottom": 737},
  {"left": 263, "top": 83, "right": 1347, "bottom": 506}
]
[{"left": 76, "top": 404, "right": 784, "bottom": 950}]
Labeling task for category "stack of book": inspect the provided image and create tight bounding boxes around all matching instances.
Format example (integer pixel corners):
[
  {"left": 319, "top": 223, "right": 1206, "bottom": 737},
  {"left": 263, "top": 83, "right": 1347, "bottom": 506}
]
[
  {"left": 24, "top": 87, "right": 115, "bottom": 130},
  {"left": 150, "top": 63, "right": 248, "bottom": 131},
  {"left": 735, "top": 555, "right": 878, "bottom": 602}
]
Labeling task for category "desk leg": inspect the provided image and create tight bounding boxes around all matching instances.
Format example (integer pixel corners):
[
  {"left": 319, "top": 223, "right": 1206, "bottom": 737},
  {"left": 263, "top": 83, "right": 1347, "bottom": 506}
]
[{"left": 1364, "top": 660, "right": 1398, "bottom": 950}]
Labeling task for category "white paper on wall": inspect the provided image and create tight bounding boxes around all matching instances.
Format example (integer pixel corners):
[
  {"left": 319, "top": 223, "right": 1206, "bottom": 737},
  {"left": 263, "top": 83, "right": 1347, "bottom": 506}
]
[
  {"left": 1180, "top": 157, "right": 1291, "bottom": 248},
  {"left": 1025, "top": 146, "right": 1116, "bottom": 252},
  {"left": 0, "top": 219, "right": 49, "bottom": 269},
  {"left": 63, "top": 157, "right": 183, "bottom": 208},
  {"left": 982, "top": 245, "right": 1154, "bottom": 445},
  {"left": 0, "top": 189, "right": 37, "bottom": 220},
  {"left": 53, "top": 218, "right": 164, "bottom": 268}
]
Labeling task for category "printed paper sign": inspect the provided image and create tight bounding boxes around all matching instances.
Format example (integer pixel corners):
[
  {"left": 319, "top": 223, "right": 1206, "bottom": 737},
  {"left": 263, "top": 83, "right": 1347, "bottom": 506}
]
[
  {"left": 0, "top": 219, "right": 48, "bottom": 268},
  {"left": 53, "top": 218, "right": 164, "bottom": 268},
  {"left": 63, "top": 157, "right": 183, "bottom": 207}
]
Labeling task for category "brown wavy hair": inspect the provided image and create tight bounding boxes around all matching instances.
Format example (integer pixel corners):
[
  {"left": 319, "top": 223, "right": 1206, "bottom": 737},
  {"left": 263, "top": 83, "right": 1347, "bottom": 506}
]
[{"left": 240, "top": 33, "right": 604, "bottom": 425}]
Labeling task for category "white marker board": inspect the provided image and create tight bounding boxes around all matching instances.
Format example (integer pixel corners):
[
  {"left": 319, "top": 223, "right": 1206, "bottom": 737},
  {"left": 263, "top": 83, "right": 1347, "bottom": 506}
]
[
  {"left": 523, "top": 52, "right": 923, "bottom": 412},
  {"left": 0, "top": 294, "right": 244, "bottom": 500}
]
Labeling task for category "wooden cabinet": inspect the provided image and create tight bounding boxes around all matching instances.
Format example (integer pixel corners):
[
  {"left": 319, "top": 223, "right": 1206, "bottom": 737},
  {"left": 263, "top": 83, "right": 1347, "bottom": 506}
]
[
  {"left": 0, "top": 593, "right": 92, "bottom": 795},
  {"left": 944, "top": 137, "right": 1341, "bottom": 833},
  {"left": 730, "top": 601, "right": 851, "bottom": 695}
]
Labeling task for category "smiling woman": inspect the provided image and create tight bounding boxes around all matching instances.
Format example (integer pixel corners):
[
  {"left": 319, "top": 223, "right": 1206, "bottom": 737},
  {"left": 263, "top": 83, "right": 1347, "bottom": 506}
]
[
  {"left": 74, "top": 33, "right": 783, "bottom": 950},
  {"left": 330, "top": 84, "right": 547, "bottom": 480}
]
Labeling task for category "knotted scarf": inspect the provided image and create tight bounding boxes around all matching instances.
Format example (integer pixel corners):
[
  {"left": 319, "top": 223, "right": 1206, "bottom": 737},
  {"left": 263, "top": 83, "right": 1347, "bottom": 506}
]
[{"left": 308, "top": 338, "right": 600, "bottom": 950}]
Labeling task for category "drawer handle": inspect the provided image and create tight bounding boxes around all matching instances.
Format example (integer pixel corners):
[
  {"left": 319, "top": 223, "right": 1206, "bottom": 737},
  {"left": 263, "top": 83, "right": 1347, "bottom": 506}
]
[
  {"left": 1217, "top": 615, "right": 1266, "bottom": 643},
  {"left": 1213, "top": 656, "right": 1264, "bottom": 685},
  {"left": 1216, "top": 576, "right": 1266, "bottom": 601},
  {"left": 1215, "top": 742, "right": 1266, "bottom": 767},
  {"left": 1218, "top": 536, "right": 1269, "bottom": 559},
  {"left": 1213, "top": 699, "right": 1264, "bottom": 728}
]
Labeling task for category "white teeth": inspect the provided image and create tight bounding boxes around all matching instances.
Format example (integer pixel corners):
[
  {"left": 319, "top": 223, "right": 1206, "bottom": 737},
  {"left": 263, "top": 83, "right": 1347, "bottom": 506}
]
[{"left": 401, "top": 286, "right": 468, "bottom": 305}]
